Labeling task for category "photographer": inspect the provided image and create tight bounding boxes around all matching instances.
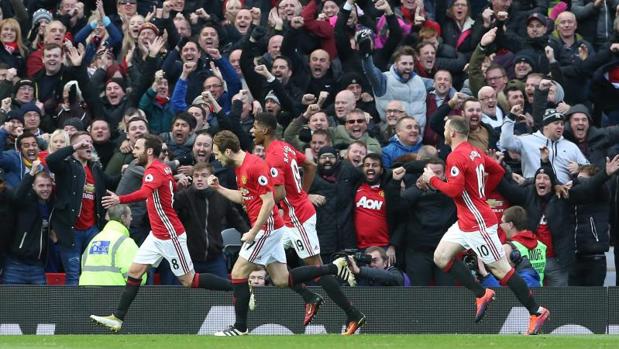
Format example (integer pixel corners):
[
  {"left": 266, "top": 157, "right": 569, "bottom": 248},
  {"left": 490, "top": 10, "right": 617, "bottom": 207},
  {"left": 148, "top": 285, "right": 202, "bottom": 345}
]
[{"left": 347, "top": 247, "right": 407, "bottom": 286}]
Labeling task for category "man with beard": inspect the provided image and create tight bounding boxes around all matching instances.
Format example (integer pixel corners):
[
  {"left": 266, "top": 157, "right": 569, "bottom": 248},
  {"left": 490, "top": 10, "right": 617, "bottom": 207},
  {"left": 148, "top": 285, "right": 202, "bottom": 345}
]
[
  {"left": 91, "top": 135, "right": 234, "bottom": 332},
  {"left": 354, "top": 154, "right": 403, "bottom": 260},
  {"left": 418, "top": 117, "right": 550, "bottom": 334},
  {"left": 500, "top": 108, "right": 588, "bottom": 183},
  {"left": 207, "top": 130, "right": 356, "bottom": 336},
  {"left": 564, "top": 104, "right": 619, "bottom": 168},
  {"left": 47, "top": 132, "right": 109, "bottom": 285},
  {"left": 362, "top": 46, "right": 427, "bottom": 132},
  {"left": 0, "top": 127, "right": 41, "bottom": 189},
  {"left": 430, "top": 97, "right": 499, "bottom": 154},
  {"left": 252, "top": 112, "right": 366, "bottom": 333}
]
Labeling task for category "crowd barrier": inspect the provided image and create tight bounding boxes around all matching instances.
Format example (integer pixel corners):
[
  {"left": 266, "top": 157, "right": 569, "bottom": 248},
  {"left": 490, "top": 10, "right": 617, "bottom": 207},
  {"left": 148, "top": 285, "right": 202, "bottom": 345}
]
[{"left": 0, "top": 286, "right": 616, "bottom": 335}]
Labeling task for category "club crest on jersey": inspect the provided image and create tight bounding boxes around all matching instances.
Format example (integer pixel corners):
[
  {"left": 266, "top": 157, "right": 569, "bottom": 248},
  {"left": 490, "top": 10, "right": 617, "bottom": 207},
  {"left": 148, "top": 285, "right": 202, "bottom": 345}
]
[
  {"left": 145, "top": 174, "right": 154, "bottom": 182},
  {"left": 258, "top": 175, "right": 268, "bottom": 186},
  {"left": 270, "top": 167, "right": 278, "bottom": 177},
  {"left": 450, "top": 166, "right": 460, "bottom": 177},
  {"left": 469, "top": 150, "right": 481, "bottom": 161},
  {"left": 241, "top": 176, "right": 247, "bottom": 184}
]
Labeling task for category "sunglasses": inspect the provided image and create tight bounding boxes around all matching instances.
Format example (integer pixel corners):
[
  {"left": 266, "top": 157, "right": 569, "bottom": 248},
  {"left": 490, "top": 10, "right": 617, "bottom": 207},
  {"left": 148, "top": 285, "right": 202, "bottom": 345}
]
[{"left": 346, "top": 119, "right": 366, "bottom": 124}]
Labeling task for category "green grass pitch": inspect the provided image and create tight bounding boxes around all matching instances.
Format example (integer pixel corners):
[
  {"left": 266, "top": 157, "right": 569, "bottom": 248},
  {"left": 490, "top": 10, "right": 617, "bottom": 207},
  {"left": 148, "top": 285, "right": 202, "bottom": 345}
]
[{"left": 1, "top": 335, "right": 618, "bottom": 349}]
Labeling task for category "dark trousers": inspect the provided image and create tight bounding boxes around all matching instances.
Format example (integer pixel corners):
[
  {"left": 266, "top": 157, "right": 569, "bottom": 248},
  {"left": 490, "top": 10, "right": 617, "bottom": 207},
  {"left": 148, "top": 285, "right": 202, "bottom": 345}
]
[
  {"left": 405, "top": 249, "right": 455, "bottom": 286},
  {"left": 569, "top": 254, "right": 607, "bottom": 286}
]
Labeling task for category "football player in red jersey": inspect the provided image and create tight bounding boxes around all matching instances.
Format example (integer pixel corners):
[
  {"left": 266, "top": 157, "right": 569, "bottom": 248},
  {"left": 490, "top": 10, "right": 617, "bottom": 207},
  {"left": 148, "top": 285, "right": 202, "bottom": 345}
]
[
  {"left": 90, "top": 135, "right": 233, "bottom": 332},
  {"left": 252, "top": 112, "right": 366, "bottom": 334},
  {"left": 209, "top": 130, "right": 356, "bottom": 336},
  {"left": 420, "top": 117, "right": 550, "bottom": 335}
]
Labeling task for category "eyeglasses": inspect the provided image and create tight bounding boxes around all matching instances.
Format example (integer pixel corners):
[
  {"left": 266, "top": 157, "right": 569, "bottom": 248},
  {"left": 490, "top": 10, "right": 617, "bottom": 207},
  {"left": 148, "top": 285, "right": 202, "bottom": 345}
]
[
  {"left": 346, "top": 119, "right": 366, "bottom": 124},
  {"left": 118, "top": 0, "right": 136, "bottom": 4},
  {"left": 319, "top": 154, "right": 336, "bottom": 160}
]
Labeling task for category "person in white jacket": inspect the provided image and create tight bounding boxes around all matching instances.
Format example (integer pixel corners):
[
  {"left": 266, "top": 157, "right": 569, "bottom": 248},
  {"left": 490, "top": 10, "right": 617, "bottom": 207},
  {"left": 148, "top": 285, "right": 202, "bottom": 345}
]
[{"left": 499, "top": 108, "right": 589, "bottom": 184}]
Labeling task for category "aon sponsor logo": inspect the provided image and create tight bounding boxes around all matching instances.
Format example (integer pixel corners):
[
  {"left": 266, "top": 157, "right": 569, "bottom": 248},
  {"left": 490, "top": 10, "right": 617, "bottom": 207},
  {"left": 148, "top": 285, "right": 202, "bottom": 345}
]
[{"left": 356, "top": 196, "right": 384, "bottom": 210}]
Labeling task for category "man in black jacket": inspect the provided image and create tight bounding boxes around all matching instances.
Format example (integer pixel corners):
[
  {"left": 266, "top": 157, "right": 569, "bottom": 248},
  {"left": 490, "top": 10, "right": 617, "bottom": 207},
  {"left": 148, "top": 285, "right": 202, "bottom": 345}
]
[
  {"left": 47, "top": 131, "right": 112, "bottom": 285},
  {"left": 2, "top": 162, "right": 53, "bottom": 284},
  {"left": 308, "top": 146, "right": 362, "bottom": 261},
  {"left": 174, "top": 162, "right": 249, "bottom": 279},
  {"left": 392, "top": 158, "right": 457, "bottom": 286}
]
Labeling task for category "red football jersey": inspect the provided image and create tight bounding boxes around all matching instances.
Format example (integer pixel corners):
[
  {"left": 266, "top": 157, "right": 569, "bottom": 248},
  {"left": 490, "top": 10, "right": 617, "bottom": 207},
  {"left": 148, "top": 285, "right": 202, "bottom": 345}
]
[
  {"left": 119, "top": 160, "right": 185, "bottom": 240},
  {"left": 265, "top": 140, "right": 316, "bottom": 226},
  {"left": 430, "top": 142, "right": 505, "bottom": 232},
  {"left": 354, "top": 182, "right": 389, "bottom": 249},
  {"left": 235, "top": 153, "right": 284, "bottom": 231}
]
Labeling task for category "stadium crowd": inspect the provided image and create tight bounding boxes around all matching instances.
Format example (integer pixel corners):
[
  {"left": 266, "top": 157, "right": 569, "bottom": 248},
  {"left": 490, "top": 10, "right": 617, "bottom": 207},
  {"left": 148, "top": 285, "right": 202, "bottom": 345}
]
[{"left": 0, "top": 0, "right": 617, "bottom": 289}]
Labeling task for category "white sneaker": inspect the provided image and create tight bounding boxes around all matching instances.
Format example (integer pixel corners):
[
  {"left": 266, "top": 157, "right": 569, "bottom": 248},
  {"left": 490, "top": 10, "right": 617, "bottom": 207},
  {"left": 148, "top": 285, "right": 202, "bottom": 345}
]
[
  {"left": 332, "top": 257, "right": 357, "bottom": 287},
  {"left": 90, "top": 314, "right": 123, "bottom": 332},
  {"left": 214, "top": 326, "right": 248, "bottom": 336}
]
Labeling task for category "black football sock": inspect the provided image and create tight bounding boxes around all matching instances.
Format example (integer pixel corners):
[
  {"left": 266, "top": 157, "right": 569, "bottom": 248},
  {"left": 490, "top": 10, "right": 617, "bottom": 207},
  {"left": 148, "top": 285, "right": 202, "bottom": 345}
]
[
  {"left": 232, "top": 278, "right": 250, "bottom": 332},
  {"left": 291, "top": 283, "right": 321, "bottom": 303},
  {"left": 500, "top": 268, "right": 540, "bottom": 315},
  {"left": 319, "top": 275, "right": 358, "bottom": 318},
  {"left": 288, "top": 265, "right": 336, "bottom": 286},
  {"left": 192, "top": 273, "right": 233, "bottom": 291},
  {"left": 442, "top": 258, "right": 486, "bottom": 298},
  {"left": 114, "top": 276, "right": 142, "bottom": 320}
]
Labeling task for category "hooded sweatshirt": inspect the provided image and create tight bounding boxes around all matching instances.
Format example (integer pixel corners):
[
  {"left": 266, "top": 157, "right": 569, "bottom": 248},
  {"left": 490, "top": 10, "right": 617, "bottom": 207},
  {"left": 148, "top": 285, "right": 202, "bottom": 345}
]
[{"left": 499, "top": 120, "right": 589, "bottom": 183}]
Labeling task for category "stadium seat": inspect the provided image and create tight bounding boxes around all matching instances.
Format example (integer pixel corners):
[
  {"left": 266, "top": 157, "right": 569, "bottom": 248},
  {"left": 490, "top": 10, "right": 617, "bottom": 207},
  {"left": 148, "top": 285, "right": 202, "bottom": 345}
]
[
  {"left": 46, "top": 273, "right": 66, "bottom": 285},
  {"left": 221, "top": 228, "right": 242, "bottom": 272}
]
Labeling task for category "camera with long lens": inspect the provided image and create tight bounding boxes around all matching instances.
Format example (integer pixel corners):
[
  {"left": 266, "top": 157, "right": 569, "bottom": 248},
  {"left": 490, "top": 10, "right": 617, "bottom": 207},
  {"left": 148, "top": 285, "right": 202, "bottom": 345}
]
[{"left": 333, "top": 249, "right": 373, "bottom": 266}]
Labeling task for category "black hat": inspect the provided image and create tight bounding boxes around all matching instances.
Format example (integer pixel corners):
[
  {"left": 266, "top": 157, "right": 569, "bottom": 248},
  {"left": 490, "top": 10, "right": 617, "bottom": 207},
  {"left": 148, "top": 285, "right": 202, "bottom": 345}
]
[
  {"left": 63, "top": 118, "right": 84, "bottom": 131},
  {"left": 565, "top": 104, "right": 592, "bottom": 121},
  {"left": 339, "top": 72, "right": 363, "bottom": 90},
  {"left": 6, "top": 110, "right": 23, "bottom": 124},
  {"left": 513, "top": 50, "right": 536, "bottom": 70},
  {"left": 318, "top": 146, "right": 338, "bottom": 158},
  {"left": 542, "top": 108, "right": 563, "bottom": 126},
  {"left": 19, "top": 102, "right": 41, "bottom": 116},
  {"left": 534, "top": 166, "right": 557, "bottom": 187},
  {"left": 105, "top": 77, "right": 126, "bottom": 92},
  {"left": 14, "top": 79, "right": 35, "bottom": 94},
  {"left": 527, "top": 13, "right": 548, "bottom": 26}
]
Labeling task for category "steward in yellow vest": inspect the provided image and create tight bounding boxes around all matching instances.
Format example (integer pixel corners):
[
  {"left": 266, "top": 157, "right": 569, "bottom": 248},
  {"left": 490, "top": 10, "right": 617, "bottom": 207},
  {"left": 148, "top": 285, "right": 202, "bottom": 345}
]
[{"left": 79, "top": 205, "right": 146, "bottom": 285}]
